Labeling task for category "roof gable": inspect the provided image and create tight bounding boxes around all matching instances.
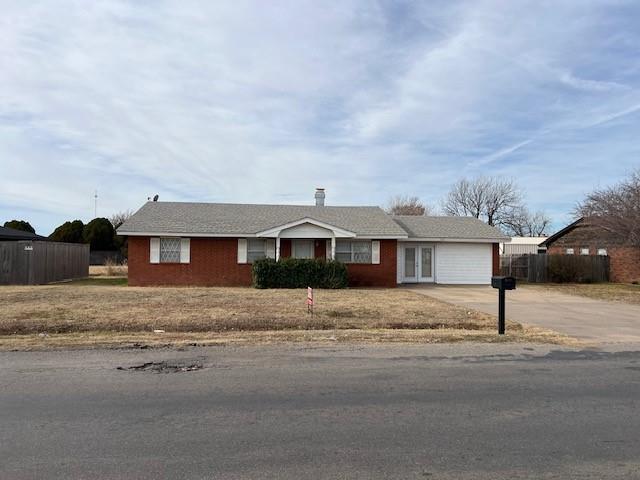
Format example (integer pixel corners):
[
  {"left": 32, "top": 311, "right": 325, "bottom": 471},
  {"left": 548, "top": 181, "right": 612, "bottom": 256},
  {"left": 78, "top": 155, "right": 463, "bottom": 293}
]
[
  {"left": 540, "top": 218, "right": 584, "bottom": 247},
  {"left": 256, "top": 218, "right": 356, "bottom": 238}
]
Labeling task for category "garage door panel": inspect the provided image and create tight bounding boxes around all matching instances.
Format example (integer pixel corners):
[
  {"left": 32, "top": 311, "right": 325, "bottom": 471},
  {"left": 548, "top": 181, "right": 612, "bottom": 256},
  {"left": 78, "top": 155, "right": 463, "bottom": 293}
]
[{"left": 436, "top": 243, "right": 492, "bottom": 284}]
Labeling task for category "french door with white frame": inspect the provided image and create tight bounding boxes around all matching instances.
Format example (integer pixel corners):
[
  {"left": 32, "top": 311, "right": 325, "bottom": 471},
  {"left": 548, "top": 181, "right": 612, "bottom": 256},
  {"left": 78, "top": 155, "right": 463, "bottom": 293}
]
[{"left": 402, "top": 244, "right": 434, "bottom": 283}]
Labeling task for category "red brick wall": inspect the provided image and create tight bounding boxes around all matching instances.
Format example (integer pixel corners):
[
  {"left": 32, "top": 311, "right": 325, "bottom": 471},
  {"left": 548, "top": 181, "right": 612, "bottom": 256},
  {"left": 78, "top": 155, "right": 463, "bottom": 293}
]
[
  {"left": 346, "top": 239, "right": 397, "bottom": 288},
  {"left": 492, "top": 243, "right": 500, "bottom": 276},
  {"left": 608, "top": 247, "right": 640, "bottom": 283},
  {"left": 546, "top": 224, "right": 640, "bottom": 283},
  {"left": 128, "top": 237, "right": 252, "bottom": 287},
  {"left": 128, "top": 237, "right": 398, "bottom": 287}
]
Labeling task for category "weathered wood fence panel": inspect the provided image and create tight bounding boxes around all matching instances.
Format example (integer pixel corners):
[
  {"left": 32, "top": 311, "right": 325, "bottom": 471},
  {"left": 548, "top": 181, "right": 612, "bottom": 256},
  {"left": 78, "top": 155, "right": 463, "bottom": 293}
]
[
  {"left": 499, "top": 255, "right": 529, "bottom": 280},
  {"left": 500, "top": 254, "right": 610, "bottom": 283},
  {"left": 0, "top": 241, "right": 89, "bottom": 285}
]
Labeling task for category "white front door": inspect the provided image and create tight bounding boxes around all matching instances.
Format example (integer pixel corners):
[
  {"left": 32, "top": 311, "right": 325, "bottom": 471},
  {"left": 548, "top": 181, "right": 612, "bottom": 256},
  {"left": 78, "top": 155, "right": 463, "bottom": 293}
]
[
  {"left": 402, "top": 244, "right": 434, "bottom": 283},
  {"left": 419, "top": 245, "right": 434, "bottom": 282},
  {"left": 292, "top": 240, "right": 314, "bottom": 259},
  {"left": 403, "top": 246, "right": 418, "bottom": 282}
]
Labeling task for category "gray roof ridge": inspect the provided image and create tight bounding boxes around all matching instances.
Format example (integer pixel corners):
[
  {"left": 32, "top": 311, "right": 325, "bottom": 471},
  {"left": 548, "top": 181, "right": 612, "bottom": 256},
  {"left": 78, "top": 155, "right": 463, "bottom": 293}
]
[
  {"left": 145, "top": 200, "right": 384, "bottom": 211},
  {"left": 391, "top": 214, "right": 483, "bottom": 219},
  {"left": 149, "top": 200, "right": 383, "bottom": 209}
]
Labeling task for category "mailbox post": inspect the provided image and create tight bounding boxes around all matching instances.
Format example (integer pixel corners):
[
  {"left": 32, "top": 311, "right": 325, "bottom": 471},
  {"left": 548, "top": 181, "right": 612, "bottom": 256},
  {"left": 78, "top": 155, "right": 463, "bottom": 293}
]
[{"left": 491, "top": 276, "right": 516, "bottom": 334}]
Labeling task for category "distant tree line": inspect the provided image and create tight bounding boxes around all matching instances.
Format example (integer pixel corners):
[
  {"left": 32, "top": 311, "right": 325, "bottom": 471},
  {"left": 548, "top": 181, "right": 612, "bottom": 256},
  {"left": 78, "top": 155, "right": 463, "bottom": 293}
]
[
  {"left": 49, "top": 218, "right": 118, "bottom": 250},
  {"left": 3, "top": 210, "right": 133, "bottom": 255},
  {"left": 3, "top": 220, "right": 36, "bottom": 234},
  {"left": 386, "top": 169, "right": 640, "bottom": 241},
  {"left": 385, "top": 176, "right": 551, "bottom": 237}
]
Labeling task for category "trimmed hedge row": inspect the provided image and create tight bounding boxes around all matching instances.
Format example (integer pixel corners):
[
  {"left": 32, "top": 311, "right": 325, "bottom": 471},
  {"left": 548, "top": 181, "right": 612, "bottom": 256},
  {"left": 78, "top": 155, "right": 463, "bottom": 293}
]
[{"left": 252, "top": 258, "right": 348, "bottom": 289}]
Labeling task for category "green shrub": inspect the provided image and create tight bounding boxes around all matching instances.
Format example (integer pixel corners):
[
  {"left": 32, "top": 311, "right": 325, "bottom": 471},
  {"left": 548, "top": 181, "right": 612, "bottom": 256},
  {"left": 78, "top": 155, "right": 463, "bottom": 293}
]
[
  {"left": 546, "top": 254, "right": 609, "bottom": 283},
  {"left": 547, "top": 255, "right": 580, "bottom": 283},
  {"left": 252, "top": 258, "right": 348, "bottom": 289}
]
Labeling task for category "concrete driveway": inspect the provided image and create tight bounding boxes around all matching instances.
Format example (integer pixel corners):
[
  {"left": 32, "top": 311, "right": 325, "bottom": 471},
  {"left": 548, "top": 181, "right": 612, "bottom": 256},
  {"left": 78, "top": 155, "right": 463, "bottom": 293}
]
[{"left": 410, "top": 285, "right": 640, "bottom": 344}]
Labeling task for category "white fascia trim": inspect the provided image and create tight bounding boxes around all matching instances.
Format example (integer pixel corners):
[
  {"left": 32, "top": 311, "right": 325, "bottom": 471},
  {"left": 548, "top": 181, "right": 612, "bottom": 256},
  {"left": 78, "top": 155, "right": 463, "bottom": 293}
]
[
  {"left": 255, "top": 217, "right": 356, "bottom": 238},
  {"left": 118, "top": 231, "right": 255, "bottom": 237},
  {"left": 355, "top": 235, "right": 408, "bottom": 240},
  {"left": 398, "top": 237, "right": 506, "bottom": 243},
  {"left": 118, "top": 231, "right": 410, "bottom": 240}
]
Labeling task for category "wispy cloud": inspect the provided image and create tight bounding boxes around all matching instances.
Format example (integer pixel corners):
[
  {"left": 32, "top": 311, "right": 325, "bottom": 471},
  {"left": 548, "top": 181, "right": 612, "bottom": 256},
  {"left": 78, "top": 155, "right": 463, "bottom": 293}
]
[
  {"left": 471, "top": 139, "right": 535, "bottom": 168},
  {"left": 583, "top": 103, "right": 640, "bottom": 128},
  {"left": 0, "top": 0, "right": 639, "bottom": 234}
]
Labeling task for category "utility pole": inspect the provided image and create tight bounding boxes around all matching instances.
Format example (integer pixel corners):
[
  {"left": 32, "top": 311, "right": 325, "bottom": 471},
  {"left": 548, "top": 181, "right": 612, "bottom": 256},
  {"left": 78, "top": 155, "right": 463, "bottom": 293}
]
[{"left": 94, "top": 190, "right": 98, "bottom": 218}]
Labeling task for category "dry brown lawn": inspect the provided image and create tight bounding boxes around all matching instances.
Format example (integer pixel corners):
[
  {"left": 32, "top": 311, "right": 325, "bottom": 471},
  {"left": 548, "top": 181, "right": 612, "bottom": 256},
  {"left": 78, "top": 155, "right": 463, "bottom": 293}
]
[
  {"left": 532, "top": 283, "right": 640, "bottom": 305},
  {"left": 89, "top": 265, "right": 128, "bottom": 277},
  {"left": 0, "top": 327, "right": 579, "bottom": 351},
  {"left": 0, "top": 279, "right": 577, "bottom": 348}
]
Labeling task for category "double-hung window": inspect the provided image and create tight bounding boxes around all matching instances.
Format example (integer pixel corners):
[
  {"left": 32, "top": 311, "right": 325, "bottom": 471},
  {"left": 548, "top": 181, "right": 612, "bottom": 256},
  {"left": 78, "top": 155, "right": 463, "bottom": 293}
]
[
  {"left": 247, "top": 239, "right": 268, "bottom": 263},
  {"left": 160, "top": 238, "right": 181, "bottom": 263},
  {"left": 150, "top": 237, "right": 189, "bottom": 264},
  {"left": 237, "top": 238, "right": 275, "bottom": 264},
  {"left": 335, "top": 240, "right": 372, "bottom": 263}
]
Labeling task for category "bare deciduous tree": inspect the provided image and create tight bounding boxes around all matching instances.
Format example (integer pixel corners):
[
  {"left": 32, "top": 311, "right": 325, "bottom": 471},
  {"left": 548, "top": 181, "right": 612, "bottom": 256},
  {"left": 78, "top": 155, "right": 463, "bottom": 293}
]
[
  {"left": 386, "top": 195, "right": 432, "bottom": 216},
  {"left": 441, "top": 178, "right": 486, "bottom": 218},
  {"left": 502, "top": 207, "right": 551, "bottom": 237},
  {"left": 442, "top": 177, "right": 523, "bottom": 228},
  {"left": 109, "top": 210, "right": 133, "bottom": 229},
  {"left": 575, "top": 170, "right": 640, "bottom": 245}
]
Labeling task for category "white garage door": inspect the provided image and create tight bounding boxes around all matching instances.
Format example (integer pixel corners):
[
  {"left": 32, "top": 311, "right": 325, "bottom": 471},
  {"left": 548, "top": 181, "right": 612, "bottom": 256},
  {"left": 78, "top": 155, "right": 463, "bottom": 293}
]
[{"left": 436, "top": 243, "right": 493, "bottom": 285}]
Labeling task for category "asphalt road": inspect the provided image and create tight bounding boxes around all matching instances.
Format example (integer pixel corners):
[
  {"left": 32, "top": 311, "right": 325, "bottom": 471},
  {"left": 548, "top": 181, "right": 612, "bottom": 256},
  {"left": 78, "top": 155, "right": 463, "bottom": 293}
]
[{"left": 2, "top": 343, "right": 640, "bottom": 479}]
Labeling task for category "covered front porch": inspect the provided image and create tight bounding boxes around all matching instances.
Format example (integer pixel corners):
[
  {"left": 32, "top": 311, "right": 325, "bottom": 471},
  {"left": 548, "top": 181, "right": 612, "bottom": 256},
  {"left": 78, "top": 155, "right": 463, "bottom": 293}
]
[{"left": 256, "top": 217, "right": 357, "bottom": 261}]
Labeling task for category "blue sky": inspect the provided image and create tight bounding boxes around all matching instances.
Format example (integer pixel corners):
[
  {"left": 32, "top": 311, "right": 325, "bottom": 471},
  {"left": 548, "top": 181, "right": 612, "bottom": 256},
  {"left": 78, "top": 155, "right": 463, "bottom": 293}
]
[{"left": 1, "top": 1, "right": 639, "bottom": 235}]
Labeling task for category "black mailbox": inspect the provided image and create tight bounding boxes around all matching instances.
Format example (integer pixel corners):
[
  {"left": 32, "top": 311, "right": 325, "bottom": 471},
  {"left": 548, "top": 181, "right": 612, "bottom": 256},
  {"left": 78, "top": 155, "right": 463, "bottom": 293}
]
[
  {"left": 491, "top": 276, "right": 516, "bottom": 290},
  {"left": 491, "top": 276, "right": 516, "bottom": 335}
]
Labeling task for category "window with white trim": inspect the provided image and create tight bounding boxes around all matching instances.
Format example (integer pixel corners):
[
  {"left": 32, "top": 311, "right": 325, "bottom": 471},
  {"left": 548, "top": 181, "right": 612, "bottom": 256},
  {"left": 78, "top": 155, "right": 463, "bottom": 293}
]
[
  {"left": 566, "top": 248, "right": 574, "bottom": 255},
  {"left": 247, "top": 239, "right": 268, "bottom": 263},
  {"left": 335, "top": 240, "right": 372, "bottom": 263},
  {"left": 580, "top": 247, "right": 590, "bottom": 255},
  {"left": 160, "top": 237, "right": 181, "bottom": 263},
  {"left": 597, "top": 248, "right": 607, "bottom": 256}
]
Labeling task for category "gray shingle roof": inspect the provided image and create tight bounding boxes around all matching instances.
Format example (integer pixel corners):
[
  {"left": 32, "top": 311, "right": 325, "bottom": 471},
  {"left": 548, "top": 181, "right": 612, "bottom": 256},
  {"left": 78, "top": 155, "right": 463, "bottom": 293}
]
[
  {"left": 0, "top": 226, "right": 45, "bottom": 241},
  {"left": 118, "top": 202, "right": 509, "bottom": 241},
  {"left": 118, "top": 202, "right": 408, "bottom": 237},
  {"left": 391, "top": 215, "right": 509, "bottom": 240}
]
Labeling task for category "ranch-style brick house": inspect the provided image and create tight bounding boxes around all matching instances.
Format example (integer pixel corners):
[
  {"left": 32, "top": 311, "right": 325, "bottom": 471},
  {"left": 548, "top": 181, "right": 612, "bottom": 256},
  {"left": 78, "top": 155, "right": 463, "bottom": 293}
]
[{"left": 117, "top": 190, "right": 509, "bottom": 287}]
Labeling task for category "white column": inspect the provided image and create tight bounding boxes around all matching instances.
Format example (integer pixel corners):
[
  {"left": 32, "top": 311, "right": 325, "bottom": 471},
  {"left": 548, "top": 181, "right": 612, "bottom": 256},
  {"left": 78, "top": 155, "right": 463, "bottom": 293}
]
[
  {"left": 330, "top": 236, "right": 336, "bottom": 260},
  {"left": 276, "top": 236, "right": 281, "bottom": 261}
]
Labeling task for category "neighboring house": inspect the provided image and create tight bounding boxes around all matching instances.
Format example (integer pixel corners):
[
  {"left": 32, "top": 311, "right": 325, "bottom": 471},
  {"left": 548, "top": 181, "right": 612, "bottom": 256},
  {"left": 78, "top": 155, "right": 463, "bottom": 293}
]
[
  {"left": 541, "top": 217, "right": 640, "bottom": 283},
  {"left": 0, "top": 226, "right": 46, "bottom": 241},
  {"left": 117, "top": 190, "right": 509, "bottom": 287},
  {"left": 500, "top": 237, "right": 547, "bottom": 255}
]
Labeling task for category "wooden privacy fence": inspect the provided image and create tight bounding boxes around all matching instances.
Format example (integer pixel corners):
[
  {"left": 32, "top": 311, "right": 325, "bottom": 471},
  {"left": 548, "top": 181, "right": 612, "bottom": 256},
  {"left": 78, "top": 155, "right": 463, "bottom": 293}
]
[
  {"left": 0, "top": 241, "right": 89, "bottom": 285},
  {"left": 501, "top": 254, "right": 610, "bottom": 283}
]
